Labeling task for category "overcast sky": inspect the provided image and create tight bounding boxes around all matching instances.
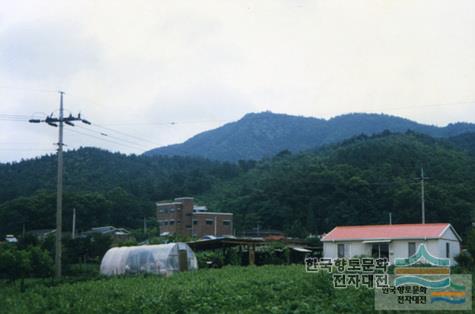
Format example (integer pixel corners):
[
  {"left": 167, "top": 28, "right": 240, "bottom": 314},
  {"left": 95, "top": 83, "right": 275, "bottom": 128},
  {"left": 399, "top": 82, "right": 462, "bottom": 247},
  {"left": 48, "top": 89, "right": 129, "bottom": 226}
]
[{"left": 0, "top": 0, "right": 474, "bottom": 162}]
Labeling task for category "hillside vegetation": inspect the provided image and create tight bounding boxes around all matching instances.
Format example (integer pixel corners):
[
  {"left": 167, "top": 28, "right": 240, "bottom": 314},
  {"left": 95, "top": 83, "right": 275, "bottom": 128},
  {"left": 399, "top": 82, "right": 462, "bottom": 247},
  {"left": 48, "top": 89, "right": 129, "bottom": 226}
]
[
  {"left": 0, "top": 149, "right": 247, "bottom": 234},
  {"left": 1, "top": 132, "right": 474, "bottom": 238},
  {"left": 145, "top": 112, "right": 475, "bottom": 161},
  {"left": 200, "top": 132, "right": 475, "bottom": 237}
]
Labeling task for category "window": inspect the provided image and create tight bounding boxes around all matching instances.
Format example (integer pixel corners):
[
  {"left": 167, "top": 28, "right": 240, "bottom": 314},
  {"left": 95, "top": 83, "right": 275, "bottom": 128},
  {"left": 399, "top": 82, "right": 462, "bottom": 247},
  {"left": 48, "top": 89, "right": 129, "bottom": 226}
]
[
  {"left": 408, "top": 242, "right": 416, "bottom": 256},
  {"left": 446, "top": 243, "right": 450, "bottom": 258},
  {"left": 185, "top": 213, "right": 192, "bottom": 217},
  {"left": 223, "top": 220, "right": 231, "bottom": 226},
  {"left": 206, "top": 219, "right": 214, "bottom": 225},
  {"left": 177, "top": 220, "right": 181, "bottom": 224},
  {"left": 193, "top": 220, "right": 198, "bottom": 225},
  {"left": 163, "top": 221, "right": 169, "bottom": 226},
  {"left": 337, "top": 244, "right": 345, "bottom": 258},
  {"left": 372, "top": 243, "right": 389, "bottom": 259},
  {"left": 169, "top": 220, "right": 175, "bottom": 226}
]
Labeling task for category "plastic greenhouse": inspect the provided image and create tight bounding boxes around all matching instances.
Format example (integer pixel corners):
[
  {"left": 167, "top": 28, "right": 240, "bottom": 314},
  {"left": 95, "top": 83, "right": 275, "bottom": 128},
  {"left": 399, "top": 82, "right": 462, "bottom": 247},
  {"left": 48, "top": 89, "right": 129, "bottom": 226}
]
[{"left": 100, "top": 243, "right": 198, "bottom": 276}]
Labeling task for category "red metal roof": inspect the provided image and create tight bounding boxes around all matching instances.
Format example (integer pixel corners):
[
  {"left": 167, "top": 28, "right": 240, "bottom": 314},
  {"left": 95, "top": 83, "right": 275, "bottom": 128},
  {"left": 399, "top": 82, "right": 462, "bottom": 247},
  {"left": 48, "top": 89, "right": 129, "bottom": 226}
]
[{"left": 321, "top": 223, "right": 452, "bottom": 241}]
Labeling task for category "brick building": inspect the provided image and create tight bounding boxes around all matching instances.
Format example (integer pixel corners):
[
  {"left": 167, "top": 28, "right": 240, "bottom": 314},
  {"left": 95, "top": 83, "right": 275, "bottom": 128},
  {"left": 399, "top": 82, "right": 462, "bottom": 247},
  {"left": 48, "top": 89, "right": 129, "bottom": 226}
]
[{"left": 156, "top": 197, "right": 233, "bottom": 238}]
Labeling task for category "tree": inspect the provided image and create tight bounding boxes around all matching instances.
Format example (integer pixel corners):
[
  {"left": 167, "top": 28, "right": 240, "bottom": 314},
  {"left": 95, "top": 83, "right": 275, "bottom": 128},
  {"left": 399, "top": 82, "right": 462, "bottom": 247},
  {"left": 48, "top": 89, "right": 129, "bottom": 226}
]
[
  {"left": 29, "top": 246, "right": 53, "bottom": 278},
  {"left": 465, "top": 228, "right": 475, "bottom": 259}
]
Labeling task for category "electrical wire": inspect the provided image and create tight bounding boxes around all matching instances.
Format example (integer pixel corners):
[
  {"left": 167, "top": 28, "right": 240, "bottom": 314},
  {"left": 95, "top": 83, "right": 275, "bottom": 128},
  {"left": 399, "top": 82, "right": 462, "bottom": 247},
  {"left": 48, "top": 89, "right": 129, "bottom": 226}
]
[
  {"left": 65, "top": 127, "right": 149, "bottom": 151},
  {"left": 75, "top": 124, "right": 151, "bottom": 150},
  {"left": 89, "top": 123, "right": 162, "bottom": 147},
  {"left": 0, "top": 86, "right": 58, "bottom": 94}
]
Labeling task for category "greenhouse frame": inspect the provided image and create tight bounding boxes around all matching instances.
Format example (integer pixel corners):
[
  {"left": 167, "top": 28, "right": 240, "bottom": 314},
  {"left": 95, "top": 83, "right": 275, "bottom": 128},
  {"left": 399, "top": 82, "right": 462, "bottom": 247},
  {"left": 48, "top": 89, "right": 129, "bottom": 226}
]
[{"left": 100, "top": 242, "right": 198, "bottom": 276}]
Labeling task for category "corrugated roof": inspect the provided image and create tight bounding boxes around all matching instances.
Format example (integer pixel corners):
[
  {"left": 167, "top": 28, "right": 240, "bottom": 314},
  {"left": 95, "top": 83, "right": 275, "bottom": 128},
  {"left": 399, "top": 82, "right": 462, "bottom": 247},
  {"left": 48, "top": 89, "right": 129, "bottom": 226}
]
[{"left": 321, "top": 223, "right": 455, "bottom": 241}]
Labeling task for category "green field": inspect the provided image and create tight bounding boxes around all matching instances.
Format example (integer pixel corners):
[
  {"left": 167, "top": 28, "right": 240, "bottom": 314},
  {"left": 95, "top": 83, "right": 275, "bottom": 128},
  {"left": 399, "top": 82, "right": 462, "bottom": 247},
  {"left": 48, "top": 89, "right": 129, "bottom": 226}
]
[
  {"left": 2, "top": 265, "right": 474, "bottom": 313},
  {"left": 1, "top": 265, "right": 375, "bottom": 314}
]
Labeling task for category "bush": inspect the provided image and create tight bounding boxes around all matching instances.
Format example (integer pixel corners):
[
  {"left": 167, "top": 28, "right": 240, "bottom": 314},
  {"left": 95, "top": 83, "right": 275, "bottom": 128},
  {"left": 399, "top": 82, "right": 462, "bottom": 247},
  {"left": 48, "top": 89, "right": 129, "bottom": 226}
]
[
  {"left": 454, "top": 250, "right": 473, "bottom": 270},
  {"left": 0, "top": 244, "right": 53, "bottom": 282},
  {"left": 465, "top": 228, "right": 475, "bottom": 258},
  {"left": 195, "top": 251, "right": 224, "bottom": 268}
]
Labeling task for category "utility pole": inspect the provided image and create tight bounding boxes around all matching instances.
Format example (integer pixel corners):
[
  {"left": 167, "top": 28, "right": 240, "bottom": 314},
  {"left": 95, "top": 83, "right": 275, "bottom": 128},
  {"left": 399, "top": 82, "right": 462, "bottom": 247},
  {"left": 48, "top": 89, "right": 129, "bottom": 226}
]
[
  {"left": 418, "top": 168, "right": 429, "bottom": 224},
  {"left": 29, "top": 91, "right": 91, "bottom": 279},
  {"left": 214, "top": 216, "right": 217, "bottom": 236},
  {"left": 143, "top": 216, "right": 147, "bottom": 235},
  {"left": 72, "top": 208, "right": 76, "bottom": 240},
  {"left": 389, "top": 212, "right": 392, "bottom": 225},
  {"left": 56, "top": 91, "right": 64, "bottom": 279}
]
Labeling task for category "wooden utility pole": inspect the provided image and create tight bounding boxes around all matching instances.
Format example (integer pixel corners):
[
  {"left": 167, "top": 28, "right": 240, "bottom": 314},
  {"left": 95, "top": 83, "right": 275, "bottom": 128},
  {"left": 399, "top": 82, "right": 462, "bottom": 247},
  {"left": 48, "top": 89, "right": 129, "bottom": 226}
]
[
  {"left": 29, "top": 91, "right": 91, "bottom": 279},
  {"left": 55, "top": 91, "right": 64, "bottom": 278}
]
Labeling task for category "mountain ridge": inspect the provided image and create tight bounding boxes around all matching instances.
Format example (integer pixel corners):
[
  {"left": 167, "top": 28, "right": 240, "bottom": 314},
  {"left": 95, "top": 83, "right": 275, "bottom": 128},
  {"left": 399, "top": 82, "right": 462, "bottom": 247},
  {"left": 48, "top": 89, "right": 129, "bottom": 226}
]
[{"left": 145, "top": 112, "right": 475, "bottom": 161}]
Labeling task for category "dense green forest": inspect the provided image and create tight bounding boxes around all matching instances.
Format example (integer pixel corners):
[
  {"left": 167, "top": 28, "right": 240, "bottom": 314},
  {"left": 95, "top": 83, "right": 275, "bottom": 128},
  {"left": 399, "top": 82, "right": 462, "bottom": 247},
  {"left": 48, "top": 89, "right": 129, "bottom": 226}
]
[
  {"left": 0, "top": 150, "right": 248, "bottom": 234},
  {"left": 1, "top": 132, "right": 474, "bottom": 238},
  {"left": 200, "top": 132, "right": 475, "bottom": 238},
  {"left": 146, "top": 111, "right": 475, "bottom": 161}
]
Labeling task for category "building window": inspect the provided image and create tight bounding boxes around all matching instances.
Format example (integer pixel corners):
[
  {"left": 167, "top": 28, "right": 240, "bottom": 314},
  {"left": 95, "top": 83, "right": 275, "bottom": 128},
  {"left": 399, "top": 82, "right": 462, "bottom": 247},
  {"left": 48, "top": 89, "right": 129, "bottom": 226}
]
[
  {"left": 177, "top": 220, "right": 181, "bottom": 224},
  {"left": 372, "top": 243, "right": 389, "bottom": 259},
  {"left": 186, "top": 225, "right": 191, "bottom": 229},
  {"left": 408, "top": 242, "right": 416, "bottom": 256},
  {"left": 223, "top": 220, "right": 231, "bottom": 226},
  {"left": 193, "top": 220, "right": 198, "bottom": 225},
  {"left": 337, "top": 244, "right": 345, "bottom": 258},
  {"left": 169, "top": 220, "right": 175, "bottom": 226},
  {"left": 446, "top": 243, "right": 450, "bottom": 258},
  {"left": 163, "top": 221, "right": 169, "bottom": 226},
  {"left": 206, "top": 219, "right": 214, "bottom": 225},
  {"left": 185, "top": 213, "right": 192, "bottom": 217}
]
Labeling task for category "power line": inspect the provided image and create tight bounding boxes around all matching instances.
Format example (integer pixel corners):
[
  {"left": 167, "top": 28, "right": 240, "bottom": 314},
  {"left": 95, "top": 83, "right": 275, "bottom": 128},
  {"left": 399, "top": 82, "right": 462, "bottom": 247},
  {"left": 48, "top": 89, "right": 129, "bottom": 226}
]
[
  {"left": 0, "top": 148, "right": 56, "bottom": 151},
  {"left": 89, "top": 123, "right": 162, "bottom": 147},
  {"left": 73, "top": 124, "right": 151, "bottom": 150},
  {"left": 99, "top": 119, "right": 227, "bottom": 126},
  {"left": 65, "top": 127, "right": 148, "bottom": 151},
  {"left": 0, "top": 86, "right": 58, "bottom": 94}
]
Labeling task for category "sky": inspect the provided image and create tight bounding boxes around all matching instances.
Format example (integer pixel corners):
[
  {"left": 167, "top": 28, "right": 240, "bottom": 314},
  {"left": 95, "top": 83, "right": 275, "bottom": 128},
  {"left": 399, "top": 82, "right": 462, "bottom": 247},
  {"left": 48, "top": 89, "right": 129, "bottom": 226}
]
[{"left": 0, "top": 0, "right": 474, "bottom": 162}]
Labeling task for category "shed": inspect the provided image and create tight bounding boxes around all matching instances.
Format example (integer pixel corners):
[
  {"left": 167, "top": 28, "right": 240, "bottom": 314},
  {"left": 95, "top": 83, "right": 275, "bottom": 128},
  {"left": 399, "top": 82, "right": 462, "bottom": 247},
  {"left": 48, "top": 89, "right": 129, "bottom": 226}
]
[
  {"left": 100, "top": 242, "right": 198, "bottom": 276},
  {"left": 321, "top": 223, "right": 461, "bottom": 265}
]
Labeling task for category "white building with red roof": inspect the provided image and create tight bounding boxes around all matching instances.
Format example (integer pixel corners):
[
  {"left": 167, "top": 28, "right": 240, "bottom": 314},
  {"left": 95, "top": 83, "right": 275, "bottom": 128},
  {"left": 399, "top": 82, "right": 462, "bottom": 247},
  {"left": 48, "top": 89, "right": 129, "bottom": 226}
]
[{"left": 321, "top": 223, "right": 461, "bottom": 264}]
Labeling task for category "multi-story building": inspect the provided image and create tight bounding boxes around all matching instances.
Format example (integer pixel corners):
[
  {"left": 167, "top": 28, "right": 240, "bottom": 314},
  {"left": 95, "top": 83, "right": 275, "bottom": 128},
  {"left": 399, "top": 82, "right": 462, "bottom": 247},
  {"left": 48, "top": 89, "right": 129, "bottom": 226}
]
[{"left": 156, "top": 197, "right": 233, "bottom": 238}]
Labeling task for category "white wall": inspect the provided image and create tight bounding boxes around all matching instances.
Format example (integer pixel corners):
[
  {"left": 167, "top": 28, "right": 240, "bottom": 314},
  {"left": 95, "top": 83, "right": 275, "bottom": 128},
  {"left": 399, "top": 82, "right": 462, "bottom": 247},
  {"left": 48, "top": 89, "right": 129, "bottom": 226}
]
[
  {"left": 323, "top": 235, "right": 460, "bottom": 265},
  {"left": 323, "top": 241, "right": 370, "bottom": 259}
]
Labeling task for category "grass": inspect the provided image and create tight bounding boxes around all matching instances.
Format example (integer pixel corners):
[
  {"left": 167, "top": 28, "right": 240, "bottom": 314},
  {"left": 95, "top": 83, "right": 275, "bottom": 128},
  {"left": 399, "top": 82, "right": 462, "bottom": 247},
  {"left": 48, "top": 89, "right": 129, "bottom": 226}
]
[
  {"left": 0, "top": 265, "right": 374, "bottom": 314},
  {"left": 1, "top": 265, "right": 473, "bottom": 313}
]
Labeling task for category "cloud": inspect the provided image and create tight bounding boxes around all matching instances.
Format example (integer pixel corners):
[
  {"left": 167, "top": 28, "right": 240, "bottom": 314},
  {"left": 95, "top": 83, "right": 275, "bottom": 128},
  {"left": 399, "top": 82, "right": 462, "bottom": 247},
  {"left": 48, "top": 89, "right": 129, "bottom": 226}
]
[
  {"left": 0, "top": 21, "right": 100, "bottom": 81},
  {"left": 0, "top": 0, "right": 474, "bottom": 162}
]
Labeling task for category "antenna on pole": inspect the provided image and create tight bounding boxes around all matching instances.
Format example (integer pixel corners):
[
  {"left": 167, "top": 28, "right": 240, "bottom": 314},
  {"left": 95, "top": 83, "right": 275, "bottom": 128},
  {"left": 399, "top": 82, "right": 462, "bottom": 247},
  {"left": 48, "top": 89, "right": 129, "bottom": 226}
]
[{"left": 29, "top": 91, "right": 92, "bottom": 279}]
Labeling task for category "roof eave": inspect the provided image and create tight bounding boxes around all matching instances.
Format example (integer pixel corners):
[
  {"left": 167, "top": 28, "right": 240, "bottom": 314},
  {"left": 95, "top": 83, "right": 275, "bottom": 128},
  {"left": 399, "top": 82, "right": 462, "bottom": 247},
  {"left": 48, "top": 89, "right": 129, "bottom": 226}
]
[{"left": 321, "top": 236, "right": 441, "bottom": 242}]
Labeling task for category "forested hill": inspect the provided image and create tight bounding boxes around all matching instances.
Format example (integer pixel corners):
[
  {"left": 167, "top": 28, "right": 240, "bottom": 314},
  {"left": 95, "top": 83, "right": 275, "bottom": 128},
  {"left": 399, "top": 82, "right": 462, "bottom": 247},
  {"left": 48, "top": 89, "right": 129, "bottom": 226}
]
[
  {"left": 144, "top": 112, "right": 475, "bottom": 161},
  {"left": 200, "top": 132, "right": 475, "bottom": 238},
  {"left": 0, "top": 148, "right": 243, "bottom": 203},
  {"left": 1, "top": 132, "right": 474, "bottom": 237},
  {"left": 0, "top": 148, "right": 248, "bottom": 233}
]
